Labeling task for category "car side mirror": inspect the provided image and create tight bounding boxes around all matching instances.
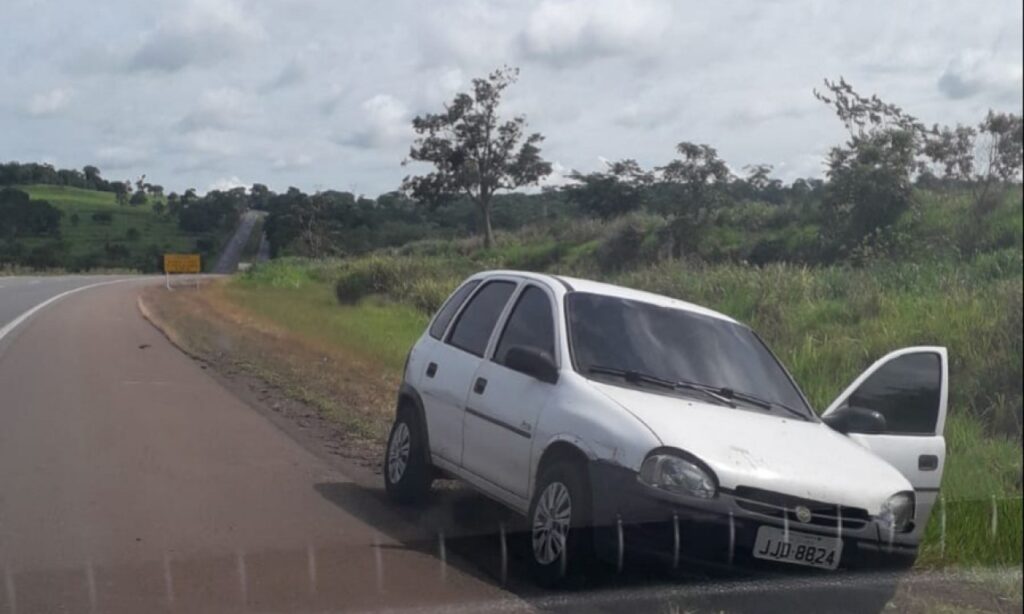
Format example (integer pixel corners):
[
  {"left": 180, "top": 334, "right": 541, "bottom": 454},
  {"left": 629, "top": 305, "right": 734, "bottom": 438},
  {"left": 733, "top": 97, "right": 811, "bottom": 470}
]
[
  {"left": 823, "top": 406, "right": 887, "bottom": 435},
  {"left": 504, "top": 346, "right": 559, "bottom": 384}
]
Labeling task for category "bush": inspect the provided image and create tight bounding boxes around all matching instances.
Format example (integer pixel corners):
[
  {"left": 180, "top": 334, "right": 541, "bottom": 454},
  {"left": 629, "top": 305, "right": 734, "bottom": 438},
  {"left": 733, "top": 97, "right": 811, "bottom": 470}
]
[{"left": 91, "top": 212, "right": 113, "bottom": 224}]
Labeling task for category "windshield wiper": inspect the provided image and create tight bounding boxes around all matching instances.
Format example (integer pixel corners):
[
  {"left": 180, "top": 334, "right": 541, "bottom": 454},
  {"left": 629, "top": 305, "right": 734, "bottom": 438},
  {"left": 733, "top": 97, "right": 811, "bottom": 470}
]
[
  {"left": 708, "top": 386, "right": 810, "bottom": 421},
  {"left": 588, "top": 366, "right": 736, "bottom": 408}
]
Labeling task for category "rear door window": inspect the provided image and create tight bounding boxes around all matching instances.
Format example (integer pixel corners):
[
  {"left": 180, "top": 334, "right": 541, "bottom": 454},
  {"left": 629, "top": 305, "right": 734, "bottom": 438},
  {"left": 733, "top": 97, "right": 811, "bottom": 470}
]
[
  {"left": 446, "top": 281, "right": 516, "bottom": 357},
  {"left": 428, "top": 280, "right": 480, "bottom": 339}
]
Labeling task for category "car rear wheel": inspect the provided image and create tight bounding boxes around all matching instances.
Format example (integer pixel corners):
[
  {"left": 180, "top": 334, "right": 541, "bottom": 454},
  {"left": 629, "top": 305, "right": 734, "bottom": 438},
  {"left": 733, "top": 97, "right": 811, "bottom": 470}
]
[
  {"left": 527, "top": 460, "right": 592, "bottom": 587},
  {"left": 383, "top": 409, "right": 432, "bottom": 503}
]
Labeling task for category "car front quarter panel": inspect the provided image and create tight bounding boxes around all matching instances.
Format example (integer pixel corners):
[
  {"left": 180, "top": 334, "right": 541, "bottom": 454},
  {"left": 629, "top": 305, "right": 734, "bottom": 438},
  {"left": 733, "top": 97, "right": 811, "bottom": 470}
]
[{"left": 530, "top": 373, "right": 661, "bottom": 500}]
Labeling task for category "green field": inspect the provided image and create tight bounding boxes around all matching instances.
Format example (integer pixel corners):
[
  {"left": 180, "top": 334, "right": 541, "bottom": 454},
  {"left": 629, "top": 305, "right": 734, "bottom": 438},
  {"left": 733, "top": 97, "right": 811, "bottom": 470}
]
[
  {"left": 6, "top": 185, "right": 222, "bottom": 271},
  {"left": 226, "top": 249, "right": 1022, "bottom": 568}
]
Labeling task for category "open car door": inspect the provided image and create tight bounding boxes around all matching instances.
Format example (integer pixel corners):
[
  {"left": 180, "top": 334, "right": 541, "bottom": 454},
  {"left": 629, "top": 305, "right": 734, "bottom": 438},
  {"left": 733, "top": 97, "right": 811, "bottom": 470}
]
[{"left": 823, "top": 347, "right": 948, "bottom": 545}]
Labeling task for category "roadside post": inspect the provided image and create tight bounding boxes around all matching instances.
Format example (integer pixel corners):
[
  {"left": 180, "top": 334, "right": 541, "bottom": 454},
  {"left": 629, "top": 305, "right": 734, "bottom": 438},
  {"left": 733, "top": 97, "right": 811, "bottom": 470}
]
[{"left": 163, "top": 253, "right": 201, "bottom": 290}]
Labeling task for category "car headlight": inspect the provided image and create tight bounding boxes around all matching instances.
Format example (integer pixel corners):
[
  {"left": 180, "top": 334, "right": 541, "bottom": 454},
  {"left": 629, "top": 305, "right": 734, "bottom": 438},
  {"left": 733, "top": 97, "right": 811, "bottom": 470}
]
[
  {"left": 639, "top": 453, "right": 717, "bottom": 499},
  {"left": 878, "top": 492, "right": 915, "bottom": 533}
]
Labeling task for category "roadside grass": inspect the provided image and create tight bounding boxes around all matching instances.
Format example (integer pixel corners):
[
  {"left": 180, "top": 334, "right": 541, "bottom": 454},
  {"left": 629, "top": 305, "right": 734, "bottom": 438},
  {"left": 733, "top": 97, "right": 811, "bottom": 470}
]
[
  {"left": 14, "top": 185, "right": 219, "bottom": 268},
  {"left": 205, "top": 253, "right": 1024, "bottom": 569},
  {"left": 144, "top": 188, "right": 1023, "bottom": 569}
]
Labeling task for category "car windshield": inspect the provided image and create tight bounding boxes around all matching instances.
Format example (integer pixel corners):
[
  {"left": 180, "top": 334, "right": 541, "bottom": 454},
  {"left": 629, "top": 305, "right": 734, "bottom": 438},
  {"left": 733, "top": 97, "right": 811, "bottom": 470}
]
[{"left": 567, "top": 292, "right": 810, "bottom": 414}]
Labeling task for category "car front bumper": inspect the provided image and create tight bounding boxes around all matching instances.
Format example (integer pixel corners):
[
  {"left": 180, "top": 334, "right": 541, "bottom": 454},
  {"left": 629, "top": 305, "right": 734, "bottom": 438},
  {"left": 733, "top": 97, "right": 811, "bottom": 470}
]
[{"left": 587, "top": 460, "right": 918, "bottom": 573}]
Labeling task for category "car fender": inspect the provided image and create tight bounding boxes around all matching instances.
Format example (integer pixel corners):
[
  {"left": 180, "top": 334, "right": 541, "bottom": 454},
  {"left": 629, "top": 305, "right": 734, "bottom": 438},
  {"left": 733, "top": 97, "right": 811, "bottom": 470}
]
[{"left": 529, "top": 373, "right": 661, "bottom": 500}]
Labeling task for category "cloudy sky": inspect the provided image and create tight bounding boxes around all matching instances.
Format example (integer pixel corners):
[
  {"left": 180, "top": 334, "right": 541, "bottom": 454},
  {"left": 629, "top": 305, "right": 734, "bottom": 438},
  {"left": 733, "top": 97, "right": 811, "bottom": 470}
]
[{"left": 2, "top": 0, "right": 1021, "bottom": 196}]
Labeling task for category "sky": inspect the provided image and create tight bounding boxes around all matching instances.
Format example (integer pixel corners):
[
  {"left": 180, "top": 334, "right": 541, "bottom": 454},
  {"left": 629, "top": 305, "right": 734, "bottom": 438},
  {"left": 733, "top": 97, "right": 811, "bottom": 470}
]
[{"left": 2, "top": 0, "right": 1022, "bottom": 196}]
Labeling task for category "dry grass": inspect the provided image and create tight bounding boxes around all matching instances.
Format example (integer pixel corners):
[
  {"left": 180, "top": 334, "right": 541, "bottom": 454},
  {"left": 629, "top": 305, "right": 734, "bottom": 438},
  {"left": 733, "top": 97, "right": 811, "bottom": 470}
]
[{"left": 139, "top": 279, "right": 398, "bottom": 464}]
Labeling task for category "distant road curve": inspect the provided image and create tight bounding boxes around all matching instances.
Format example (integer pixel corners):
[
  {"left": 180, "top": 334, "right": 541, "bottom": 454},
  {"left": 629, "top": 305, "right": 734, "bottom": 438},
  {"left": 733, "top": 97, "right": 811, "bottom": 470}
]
[
  {"left": 213, "top": 210, "right": 266, "bottom": 274},
  {"left": 0, "top": 275, "right": 137, "bottom": 355}
]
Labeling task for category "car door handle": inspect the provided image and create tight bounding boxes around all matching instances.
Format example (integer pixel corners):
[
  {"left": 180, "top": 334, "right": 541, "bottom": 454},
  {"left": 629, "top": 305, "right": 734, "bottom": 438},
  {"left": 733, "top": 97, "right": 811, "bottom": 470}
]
[
  {"left": 473, "top": 377, "right": 487, "bottom": 394},
  {"left": 426, "top": 362, "right": 438, "bottom": 378},
  {"left": 919, "top": 454, "right": 939, "bottom": 471}
]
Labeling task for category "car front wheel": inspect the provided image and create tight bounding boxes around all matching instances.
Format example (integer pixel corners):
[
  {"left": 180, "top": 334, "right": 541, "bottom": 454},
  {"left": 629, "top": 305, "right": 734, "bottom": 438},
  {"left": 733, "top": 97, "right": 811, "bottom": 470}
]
[
  {"left": 383, "top": 410, "right": 432, "bottom": 503},
  {"left": 527, "top": 461, "right": 592, "bottom": 587}
]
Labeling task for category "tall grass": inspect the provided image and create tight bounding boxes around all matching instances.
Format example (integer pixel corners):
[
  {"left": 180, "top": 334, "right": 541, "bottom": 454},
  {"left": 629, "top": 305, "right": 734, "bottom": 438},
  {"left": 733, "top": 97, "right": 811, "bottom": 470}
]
[{"left": 229, "top": 186, "right": 1023, "bottom": 567}]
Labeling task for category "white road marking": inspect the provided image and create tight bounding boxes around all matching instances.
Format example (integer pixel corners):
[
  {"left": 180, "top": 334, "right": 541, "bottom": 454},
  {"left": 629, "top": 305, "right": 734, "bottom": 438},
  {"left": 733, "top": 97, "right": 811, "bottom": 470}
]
[{"left": 0, "top": 279, "right": 131, "bottom": 348}]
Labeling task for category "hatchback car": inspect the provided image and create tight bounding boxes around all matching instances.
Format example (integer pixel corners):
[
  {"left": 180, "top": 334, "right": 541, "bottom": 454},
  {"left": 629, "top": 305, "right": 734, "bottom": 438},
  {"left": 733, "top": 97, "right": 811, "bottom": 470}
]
[{"left": 383, "top": 271, "right": 947, "bottom": 585}]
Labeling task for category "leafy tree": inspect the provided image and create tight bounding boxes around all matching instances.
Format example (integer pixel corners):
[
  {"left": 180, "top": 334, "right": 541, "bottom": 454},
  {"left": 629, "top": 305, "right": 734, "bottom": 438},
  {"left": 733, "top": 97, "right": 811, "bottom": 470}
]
[
  {"left": 565, "top": 159, "right": 652, "bottom": 219},
  {"left": 152, "top": 200, "right": 166, "bottom": 216},
  {"left": 111, "top": 181, "right": 130, "bottom": 206},
  {"left": 924, "top": 111, "right": 1023, "bottom": 214},
  {"left": 129, "top": 190, "right": 148, "bottom": 206},
  {"left": 402, "top": 66, "right": 551, "bottom": 248},
  {"left": 0, "top": 188, "right": 62, "bottom": 237},
  {"left": 249, "top": 183, "right": 272, "bottom": 210},
  {"left": 815, "top": 78, "right": 923, "bottom": 252},
  {"left": 657, "top": 142, "right": 732, "bottom": 256}
]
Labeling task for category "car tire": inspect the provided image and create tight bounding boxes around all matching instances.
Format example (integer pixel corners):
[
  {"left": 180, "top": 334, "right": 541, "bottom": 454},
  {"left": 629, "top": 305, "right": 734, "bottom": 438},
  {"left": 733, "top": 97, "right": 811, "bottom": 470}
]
[
  {"left": 383, "top": 409, "right": 433, "bottom": 504},
  {"left": 527, "top": 460, "right": 593, "bottom": 587}
]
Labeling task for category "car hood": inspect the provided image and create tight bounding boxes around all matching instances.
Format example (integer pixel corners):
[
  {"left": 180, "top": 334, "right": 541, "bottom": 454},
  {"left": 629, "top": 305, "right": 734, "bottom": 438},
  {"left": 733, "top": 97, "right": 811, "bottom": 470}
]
[{"left": 589, "top": 381, "right": 911, "bottom": 515}]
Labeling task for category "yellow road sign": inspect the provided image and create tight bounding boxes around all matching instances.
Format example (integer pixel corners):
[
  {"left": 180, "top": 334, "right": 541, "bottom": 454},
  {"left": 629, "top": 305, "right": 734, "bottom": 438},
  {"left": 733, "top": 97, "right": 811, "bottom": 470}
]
[{"left": 164, "top": 253, "right": 201, "bottom": 274}]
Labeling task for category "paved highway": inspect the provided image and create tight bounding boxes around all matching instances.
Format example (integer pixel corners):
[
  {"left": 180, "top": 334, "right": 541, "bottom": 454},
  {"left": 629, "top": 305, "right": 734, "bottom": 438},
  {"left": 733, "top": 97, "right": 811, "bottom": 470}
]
[{"left": 0, "top": 277, "right": 515, "bottom": 613}]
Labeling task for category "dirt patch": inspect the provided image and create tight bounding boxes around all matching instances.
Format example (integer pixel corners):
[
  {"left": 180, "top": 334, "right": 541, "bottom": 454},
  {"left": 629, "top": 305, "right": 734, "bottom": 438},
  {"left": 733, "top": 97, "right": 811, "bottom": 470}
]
[{"left": 138, "top": 280, "right": 397, "bottom": 485}]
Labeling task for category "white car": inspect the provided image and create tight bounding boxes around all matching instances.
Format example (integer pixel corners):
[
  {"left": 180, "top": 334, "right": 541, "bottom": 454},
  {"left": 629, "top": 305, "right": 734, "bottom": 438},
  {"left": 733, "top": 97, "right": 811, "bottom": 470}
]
[{"left": 384, "top": 271, "right": 947, "bottom": 585}]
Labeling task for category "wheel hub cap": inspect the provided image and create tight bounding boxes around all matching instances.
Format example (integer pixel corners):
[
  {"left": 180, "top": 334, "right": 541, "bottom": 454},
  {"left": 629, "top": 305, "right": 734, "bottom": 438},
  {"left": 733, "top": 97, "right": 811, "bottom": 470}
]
[
  {"left": 532, "top": 481, "right": 571, "bottom": 565},
  {"left": 387, "top": 422, "right": 411, "bottom": 484}
]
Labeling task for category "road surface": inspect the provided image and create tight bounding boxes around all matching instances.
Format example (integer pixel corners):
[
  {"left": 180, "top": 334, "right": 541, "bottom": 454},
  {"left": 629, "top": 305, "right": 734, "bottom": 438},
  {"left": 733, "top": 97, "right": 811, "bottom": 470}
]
[
  {"left": 0, "top": 277, "right": 1017, "bottom": 613},
  {"left": 0, "top": 277, "right": 516, "bottom": 613}
]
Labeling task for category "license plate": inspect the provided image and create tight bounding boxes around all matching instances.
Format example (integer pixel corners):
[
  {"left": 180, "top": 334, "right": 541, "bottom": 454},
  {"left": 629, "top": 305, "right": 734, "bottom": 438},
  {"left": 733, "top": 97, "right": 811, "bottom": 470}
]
[{"left": 752, "top": 526, "right": 842, "bottom": 570}]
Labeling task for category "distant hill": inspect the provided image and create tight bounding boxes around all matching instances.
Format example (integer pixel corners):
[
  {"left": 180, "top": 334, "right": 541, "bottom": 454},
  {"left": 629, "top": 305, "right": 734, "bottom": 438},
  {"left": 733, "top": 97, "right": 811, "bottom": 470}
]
[{"left": 1, "top": 185, "right": 224, "bottom": 272}]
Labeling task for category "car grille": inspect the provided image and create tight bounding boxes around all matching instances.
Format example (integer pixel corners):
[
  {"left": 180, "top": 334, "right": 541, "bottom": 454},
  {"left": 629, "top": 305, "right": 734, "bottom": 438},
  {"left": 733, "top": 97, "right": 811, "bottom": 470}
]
[{"left": 733, "top": 486, "right": 871, "bottom": 530}]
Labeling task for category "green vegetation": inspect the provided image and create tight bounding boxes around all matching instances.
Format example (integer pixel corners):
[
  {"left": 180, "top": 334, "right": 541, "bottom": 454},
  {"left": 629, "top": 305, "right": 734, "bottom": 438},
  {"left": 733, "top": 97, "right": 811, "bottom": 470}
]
[
  {"left": 1, "top": 185, "right": 225, "bottom": 271},
  {"left": 226, "top": 184, "right": 1023, "bottom": 568}
]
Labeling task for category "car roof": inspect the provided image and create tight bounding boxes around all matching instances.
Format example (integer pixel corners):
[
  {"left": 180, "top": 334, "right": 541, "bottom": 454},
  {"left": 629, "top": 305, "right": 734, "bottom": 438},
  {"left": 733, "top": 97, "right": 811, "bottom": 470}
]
[{"left": 474, "top": 270, "right": 739, "bottom": 324}]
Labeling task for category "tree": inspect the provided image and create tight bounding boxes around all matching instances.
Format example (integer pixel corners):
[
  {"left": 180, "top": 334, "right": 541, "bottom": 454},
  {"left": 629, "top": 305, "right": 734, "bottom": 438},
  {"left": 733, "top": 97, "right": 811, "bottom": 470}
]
[
  {"left": 402, "top": 66, "right": 551, "bottom": 248},
  {"left": 111, "top": 181, "right": 130, "bottom": 206},
  {"left": 657, "top": 142, "right": 732, "bottom": 256},
  {"left": 0, "top": 188, "right": 63, "bottom": 238},
  {"left": 924, "top": 111, "right": 1023, "bottom": 214},
  {"left": 129, "top": 190, "right": 148, "bottom": 206},
  {"left": 565, "top": 159, "right": 652, "bottom": 219},
  {"left": 814, "top": 78, "right": 924, "bottom": 251}
]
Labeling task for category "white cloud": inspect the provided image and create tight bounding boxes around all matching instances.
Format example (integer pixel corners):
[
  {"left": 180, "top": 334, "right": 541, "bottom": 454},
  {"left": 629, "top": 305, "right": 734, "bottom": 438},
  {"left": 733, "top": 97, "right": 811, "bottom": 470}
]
[
  {"left": 3, "top": 0, "right": 1022, "bottom": 195},
  {"left": 271, "top": 153, "right": 314, "bottom": 170},
  {"left": 937, "top": 49, "right": 1024, "bottom": 101},
  {"left": 206, "top": 176, "right": 246, "bottom": 193},
  {"left": 336, "top": 94, "right": 412, "bottom": 149},
  {"left": 178, "top": 87, "right": 256, "bottom": 132},
  {"left": 95, "top": 144, "right": 151, "bottom": 170},
  {"left": 27, "top": 87, "right": 73, "bottom": 116},
  {"left": 260, "top": 59, "right": 307, "bottom": 93},
  {"left": 128, "top": 0, "right": 263, "bottom": 72},
  {"left": 520, "top": 0, "right": 672, "bottom": 66}
]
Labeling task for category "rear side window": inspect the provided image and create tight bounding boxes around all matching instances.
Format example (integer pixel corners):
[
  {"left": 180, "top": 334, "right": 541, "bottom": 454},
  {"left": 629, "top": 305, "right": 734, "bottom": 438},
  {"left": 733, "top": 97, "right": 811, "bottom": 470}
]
[
  {"left": 428, "top": 280, "right": 480, "bottom": 339},
  {"left": 494, "top": 286, "right": 556, "bottom": 365},
  {"left": 446, "top": 281, "right": 516, "bottom": 356}
]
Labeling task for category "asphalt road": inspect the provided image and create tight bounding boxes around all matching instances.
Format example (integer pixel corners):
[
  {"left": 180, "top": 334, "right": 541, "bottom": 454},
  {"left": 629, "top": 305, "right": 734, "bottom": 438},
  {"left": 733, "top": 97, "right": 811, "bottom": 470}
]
[
  {"left": 0, "top": 277, "right": 516, "bottom": 613},
  {"left": 0, "top": 277, "right": 1016, "bottom": 613}
]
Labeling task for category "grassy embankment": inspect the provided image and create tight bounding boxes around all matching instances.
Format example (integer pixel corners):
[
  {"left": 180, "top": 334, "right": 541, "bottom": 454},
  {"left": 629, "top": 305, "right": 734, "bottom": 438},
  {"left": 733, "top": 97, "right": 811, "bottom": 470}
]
[
  {"left": 8, "top": 185, "right": 222, "bottom": 271},
  {"left": 150, "top": 189, "right": 1023, "bottom": 568}
]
